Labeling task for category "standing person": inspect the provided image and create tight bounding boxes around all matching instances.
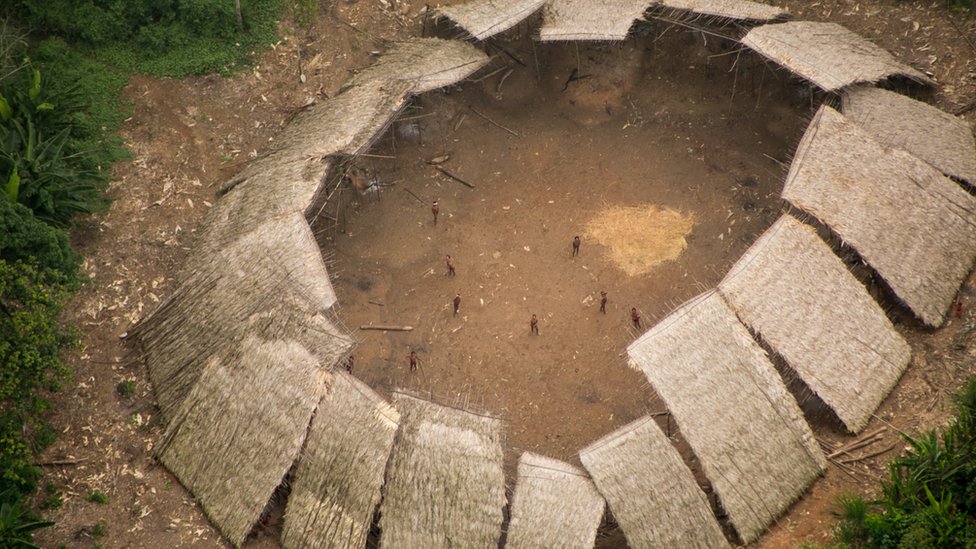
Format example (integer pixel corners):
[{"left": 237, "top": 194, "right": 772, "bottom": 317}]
[
  {"left": 408, "top": 350, "right": 418, "bottom": 372},
  {"left": 572, "top": 235, "right": 581, "bottom": 257},
  {"left": 600, "top": 291, "right": 608, "bottom": 314},
  {"left": 530, "top": 314, "right": 539, "bottom": 335},
  {"left": 631, "top": 307, "right": 642, "bottom": 330},
  {"left": 345, "top": 355, "right": 354, "bottom": 373},
  {"left": 432, "top": 200, "right": 440, "bottom": 225},
  {"left": 446, "top": 254, "right": 455, "bottom": 276},
  {"left": 453, "top": 293, "right": 461, "bottom": 316}
]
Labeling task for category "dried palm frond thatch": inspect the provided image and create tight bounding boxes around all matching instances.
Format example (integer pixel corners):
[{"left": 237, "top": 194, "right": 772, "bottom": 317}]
[
  {"left": 741, "top": 21, "right": 931, "bottom": 92},
  {"left": 579, "top": 416, "right": 729, "bottom": 548},
  {"left": 783, "top": 105, "right": 976, "bottom": 327},
  {"left": 506, "top": 452, "right": 605, "bottom": 549},
  {"left": 137, "top": 37, "right": 487, "bottom": 419},
  {"left": 281, "top": 371, "right": 400, "bottom": 549},
  {"left": 653, "top": 0, "right": 788, "bottom": 23},
  {"left": 842, "top": 86, "right": 976, "bottom": 186},
  {"left": 192, "top": 38, "right": 489, "bottom": 254},
  {"left": 539, "top": 0, "right": 654, "bottom": 41},
  {"left": 157, "top": 335, "right": 335, "bottom": 547},
  {"left": 437, "top": 0, "right": 547, "bottom": 40},
  {"left": 130, "top": 36, "right": 487, "bottom": 549},
  {"left": 379, "top": 393, "right": 506, "bottom": 548},
  {"left": 719, "top": 215, "right": 911, "bottom": 433},
  {"left": 131, "top": 213, "right": 345, "bottom": 421},
  {"left": 628, "top": 291, "right": 826, "bottom": 543}
]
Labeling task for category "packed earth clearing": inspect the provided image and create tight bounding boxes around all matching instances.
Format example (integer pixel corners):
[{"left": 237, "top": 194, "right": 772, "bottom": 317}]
[
  {"left": 323, "top": 34, "right": 806, "bottom": 472},
  {"left": 32, "top": 1, "right": 976, "bottom": 547}
]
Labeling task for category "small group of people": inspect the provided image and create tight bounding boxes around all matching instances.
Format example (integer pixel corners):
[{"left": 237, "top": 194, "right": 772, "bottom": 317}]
[
  {"left": 402, "top": 206, "right": 645, "bottom": 371},
  {"left": 528, "top": 291, "right": 640, "bottom": 334},
  {"left": 528, "top": 236, "right": 641, "bottom": 335}
]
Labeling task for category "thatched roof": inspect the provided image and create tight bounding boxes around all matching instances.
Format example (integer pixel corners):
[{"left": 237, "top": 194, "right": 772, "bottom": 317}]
[
  {"left": 579, "top": 416, "right": 728, "bottom": 548},
  {"left": 437, "top": 0, "right": 546, "bottom": 40},
  {"left": 181, "top": 211, "right": 336, "bottom": 306},
  {"left": 142, "top": 37, "right": 487, "bottom": 406},
  {"left": 741, "top": 21, "right": 931, "bottom": 92},
  {"left": 627, "top": 291, "right": 826, "bottom": 543},
  {"left": 191, "top": 38, "right": 488, "bottom": 254},
  {"left": 379, "top": 393, "right": 506, "bottom": 548},
  {"left": 719, "top": 215, "right": 911, "bottom": 433},
  {"left": 281, "top": 371, "right": 400, "bottom": 549},
  {"left": 131, "top": 36, "right": 489, "bottom": 549},
  {"left": 272, "top": 36, "right": 489, "bottom": 156},
  {"left": 538, "top": 0, "right": 653, "bottom": 41},
  {"left": 505, "top": 453, "right": 605, "bottom": 549},
  {"left": 156, "top": 335, "right": 335, "bottom": 547},
  {"left": 652, "top": 0, "right": 788, "bottom": 23},
  {"left": 842, "top": 86, "right": 976, "bottom": 186},
  {"left": 132, "top": 213, "right": 346, "bottom": 421},
  {"left": 783, "top": 105, "right": 976, "bottom": 327}
]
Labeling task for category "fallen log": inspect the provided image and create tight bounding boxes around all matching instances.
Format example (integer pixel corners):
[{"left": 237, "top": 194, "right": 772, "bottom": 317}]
[
  {"left": 360, "top": 324, "right": 413, "bottom": 331},
  {"left": 434, "top": 166, "right": 475, "bottom": 189},
  {"left": 36, "top": 458, "right": 88, "bottom": 467},
  {"left": 827, "top": 428, "right": 885, "bottom": 460},
  {"left": 838, "top": 443, "right": 898, "bottom": 465}
]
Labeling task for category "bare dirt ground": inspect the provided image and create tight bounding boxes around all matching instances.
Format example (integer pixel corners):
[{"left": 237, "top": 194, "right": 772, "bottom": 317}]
[
  {"left": 328, "top": 34, "right": 805, "bottom": 476},
  {"left": 32, "top": 1, "right": 976, "bottom": 548}
]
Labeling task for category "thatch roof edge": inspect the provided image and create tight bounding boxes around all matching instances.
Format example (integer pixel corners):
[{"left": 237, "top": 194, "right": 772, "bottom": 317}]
[{"left": 436, "top": 0, "right": 547, "bottom": 40}]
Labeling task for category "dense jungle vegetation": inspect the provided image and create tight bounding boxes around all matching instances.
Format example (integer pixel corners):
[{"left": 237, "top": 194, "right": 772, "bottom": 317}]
[
  {"left": 810, "top": 380, "right": 976, "bottom": 548},
  {"left": 0, "top": 2, "right": 283, "bottom": 544}
]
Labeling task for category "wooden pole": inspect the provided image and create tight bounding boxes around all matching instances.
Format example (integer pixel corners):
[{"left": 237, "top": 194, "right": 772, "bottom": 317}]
[
  {"left": 469, "top": 106, "right": 519, "bottom": 136},
  {"left": 360, "top": 324, "right": 414, "bottom": 331},
  {"left": 434, "top": 166, "right": 475, "bottom": 188}
]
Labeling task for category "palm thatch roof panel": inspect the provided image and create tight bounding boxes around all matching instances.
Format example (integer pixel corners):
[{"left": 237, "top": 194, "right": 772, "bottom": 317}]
[
  {"left": 182, "top": 211, "right": 337, "bottom": 308},
  {"left": 135, "top": 283, "right": 351, "bottom": 424},
  {"left": 741, "top": 21, "right": 931, "bottom": 91},
  {"left": 133, "top": 215, "right": 350, "bottom": 421},
  {"left": 264, "top": 38, "right": 487, "bottom": 160},
  {"left": 719, "top": 215, "right": 911, "bottom": 433},
  {"left": 437, "top": 0, "right": 547, "bottom": 40},
  {"left": 189, "top": 151, "right": 322, "bottom": 258},
  {"left": 580, "top": 416, "right": 729, "bottom": 548},
  {"left": 157, "top": 336, "right": 331, "bottom": 547},
  {"left": 272, "top": 81, "right": 414, "bottom": 164},
  {"left": 282, "top": 371, "right": 400, "bottom": 549},
  {"left": 352, "top": 37, "right": 490, "bottom": 93},
  {"left": 842, "top": 86, "right": 976, "bottom": 185},
  {"left": 783, "top": 105, "right": 976, "bottom": 327},
  {"left": 654, "top": 0, "right": 788, "bottom": 22},
  {"left": 506, "top": 452, "right": 605, "bottom": 549},
  {"left": 187, "top": 38, "right": 487, "bottom": 262},
  {"left": 379, "top": 393, "right": 506, "bottom": 548},
  {"left": 627, "top": 291, "right": 825, "bottom": 543},
  {"left": 539, "top": 0, "right": 654, "bottom": 41}
]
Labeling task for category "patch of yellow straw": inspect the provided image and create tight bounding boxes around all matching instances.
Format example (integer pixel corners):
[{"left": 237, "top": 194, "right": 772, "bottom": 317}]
[{"left": 584, "top": 205, "right": 695, "bottom": 276}]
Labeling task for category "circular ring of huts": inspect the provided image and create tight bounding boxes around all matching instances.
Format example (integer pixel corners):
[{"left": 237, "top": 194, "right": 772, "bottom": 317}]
[{"left": 129, "top": 0, "right": 976, "bottom": 547}]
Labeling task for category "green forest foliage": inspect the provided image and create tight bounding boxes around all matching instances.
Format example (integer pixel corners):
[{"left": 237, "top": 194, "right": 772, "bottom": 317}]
[
  {"left": 11, "top": 0, "right": 281, "bottom": 76},
  {"left": 0, "top": 259, "right": 74, "bottom": 493},
  {"left": 1, "top": 1, "right": 285, "bottom": 543},
  {"left": 0, "top": 199, "right": 79, "bottom": 287},
  {"left": 1, "top": 59, "right": 105, "bottom": 226},
  {"left": 812, "top": 379, "right": 976, "bottom": 548}
]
